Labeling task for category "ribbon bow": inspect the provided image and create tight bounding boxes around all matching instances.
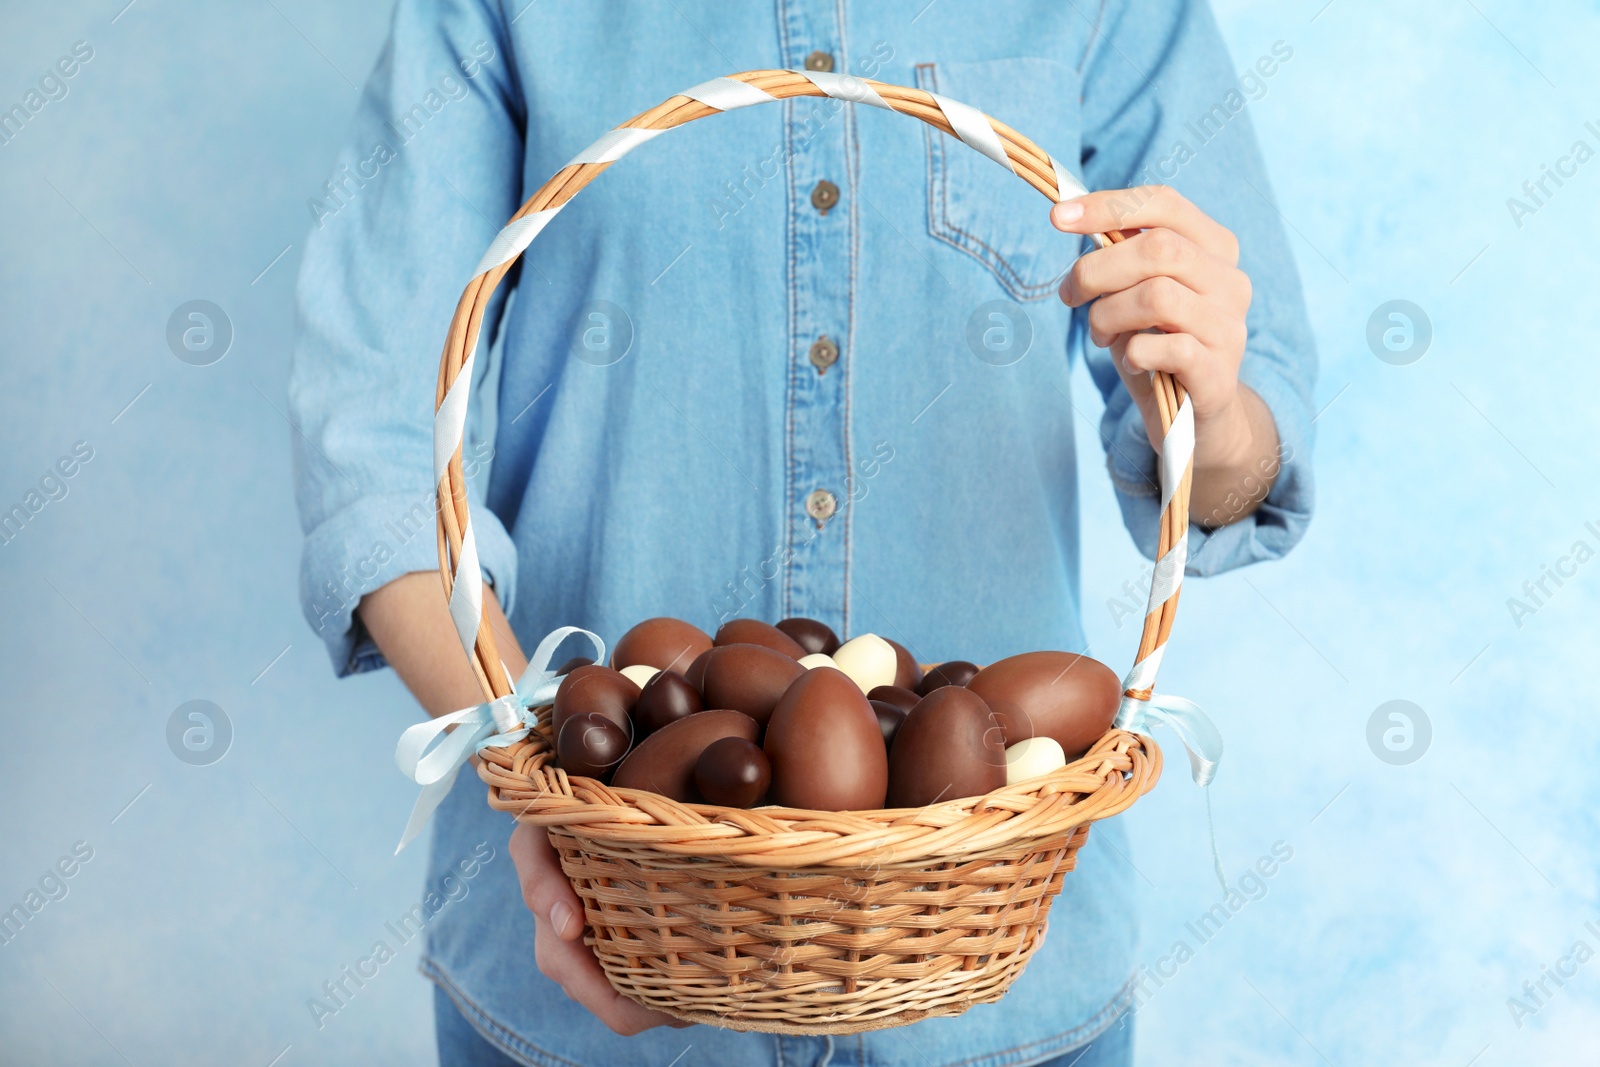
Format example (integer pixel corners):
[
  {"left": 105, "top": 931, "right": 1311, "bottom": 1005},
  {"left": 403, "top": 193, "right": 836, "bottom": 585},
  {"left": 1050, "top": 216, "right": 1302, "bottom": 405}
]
[
  {"left": 393, "top": 626, "right": 605, "bottom": 853},
  {"left": 1115, "top": 691, "right": 1229, "bottom": 893}
]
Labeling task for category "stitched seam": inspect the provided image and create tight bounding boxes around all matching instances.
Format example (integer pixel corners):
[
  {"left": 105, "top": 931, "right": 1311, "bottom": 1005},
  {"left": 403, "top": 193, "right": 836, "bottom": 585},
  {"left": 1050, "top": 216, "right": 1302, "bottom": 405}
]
[
  {"left": 423, "top": 958, "right": 584, "bottom": 1067},
  {"left": 839, "top": 0, "right": 857, "bottom": 637},
  {"left": 928, "top": 972, "right": 1137, "bottom": 1067},
  {"left": 920, "top": 62, "right": 1058, "bottom": 302}
]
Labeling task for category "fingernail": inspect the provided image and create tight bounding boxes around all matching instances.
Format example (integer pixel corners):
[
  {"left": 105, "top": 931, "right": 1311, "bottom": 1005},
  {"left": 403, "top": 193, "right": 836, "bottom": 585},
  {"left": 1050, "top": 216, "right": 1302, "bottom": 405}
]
[
  {"left": 1053, "top": 199, "right": 1084, "bottom": 226},
  {"left": 551, "top": 901, "right": 578, "bottom": 939}
]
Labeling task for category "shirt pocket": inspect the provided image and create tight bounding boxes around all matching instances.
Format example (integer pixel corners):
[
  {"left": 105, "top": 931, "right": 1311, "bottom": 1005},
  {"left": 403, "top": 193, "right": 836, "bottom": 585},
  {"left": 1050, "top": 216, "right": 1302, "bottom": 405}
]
[{"left": 914, "top": 57, "right": 1084, "bottom": 302}]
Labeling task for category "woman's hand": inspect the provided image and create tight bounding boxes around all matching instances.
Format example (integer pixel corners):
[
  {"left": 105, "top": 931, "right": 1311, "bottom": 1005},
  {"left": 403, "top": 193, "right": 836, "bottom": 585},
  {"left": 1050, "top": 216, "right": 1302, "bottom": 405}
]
[
  {"left": 509, "top": 821, "right": 690, "bottom": 1035},
  {"left": 1051, "top": 186, "right": 1282, "bottom": 527}
]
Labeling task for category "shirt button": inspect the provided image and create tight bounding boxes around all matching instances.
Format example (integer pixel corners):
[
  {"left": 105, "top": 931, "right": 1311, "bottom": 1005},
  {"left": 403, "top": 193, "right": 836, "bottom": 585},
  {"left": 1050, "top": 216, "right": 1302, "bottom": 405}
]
[
  {"left": 804, "top": 51, "right": 835, "bottom": 73},
  {"left": 805, "top": 489, "right": 838, "bottom": 524},
  {"left": 808, "top": 335, "right": 839, "bottom": 373},
  {"left": 811, "top": 179, "right": 839, "bottom": 215}
]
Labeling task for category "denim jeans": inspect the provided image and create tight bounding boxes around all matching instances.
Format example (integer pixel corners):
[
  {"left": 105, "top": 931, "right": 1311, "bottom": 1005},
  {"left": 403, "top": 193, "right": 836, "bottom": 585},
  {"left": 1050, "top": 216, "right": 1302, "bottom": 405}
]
[{"left": 434, "top": 984, "right": 1134, "bottom": 1067}]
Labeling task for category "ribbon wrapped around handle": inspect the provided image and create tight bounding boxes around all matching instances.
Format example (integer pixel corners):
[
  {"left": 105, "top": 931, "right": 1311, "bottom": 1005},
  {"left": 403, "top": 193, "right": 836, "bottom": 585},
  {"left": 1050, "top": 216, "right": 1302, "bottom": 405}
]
[{"left": 393, "top": 626, "right": 605, "bottom": 853}]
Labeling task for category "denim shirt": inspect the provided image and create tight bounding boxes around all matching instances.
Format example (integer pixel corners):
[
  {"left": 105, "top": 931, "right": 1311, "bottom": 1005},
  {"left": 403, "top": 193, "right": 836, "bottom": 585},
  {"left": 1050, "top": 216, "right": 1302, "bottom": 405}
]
[{"left": 289, "top": 1, "right": 1315, "bottom": 1064}]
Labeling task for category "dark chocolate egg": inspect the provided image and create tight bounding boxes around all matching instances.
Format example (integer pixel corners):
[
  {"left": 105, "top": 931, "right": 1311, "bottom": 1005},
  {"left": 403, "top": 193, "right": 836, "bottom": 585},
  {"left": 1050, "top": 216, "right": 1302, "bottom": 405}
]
[
  {"left": 634, "top": 669, "right": 703, "bottom": 736},
  {"left": 700, "top": 644, "right": 806, "bottom": 726},
  {"left": 684, "top": 647, "right": 714, "bottom": 693},
  {"left": 869, "top": 700, "right": 907, "bottom": 747},
  {"left": 887, "top": 687, "right": 1006, "bottom": 807},
  {"left": 916, "top": 660, "right": 980, "bottom": 696},
  {"left": 551, "top": 665, "right": 639, "bottom": 740},
  {"left": 555, "top": 655, "right": 594, "bottom": 676},
  {"left": 763, "top": 667, "right": 888, "bottom": 810},
  {"left": 612, "top": 617, "right": 713, "bottom": 675},
  {"left": 612, "top": 710, "right": 760, "bottom": 801},
  {"left": 776, "top": 617, "right": 841, "bottom": 656},
  {"left": 965, "top": 651, "right": 1121, "bottom": 760},
  {"left": 867, "top": 685, "right": 920, "bottom": 712},
  {"left": 883, "top": 638, "right": 924, "bottom": 691},
  {"left": 693, "top": 736, "right": 772, "bottom": 808},
  {"left": 555, "top": 712, "right": 632, "bottom": 781},
  {"left": 713, "top": 619, "right": 807, "bottom": 659}
]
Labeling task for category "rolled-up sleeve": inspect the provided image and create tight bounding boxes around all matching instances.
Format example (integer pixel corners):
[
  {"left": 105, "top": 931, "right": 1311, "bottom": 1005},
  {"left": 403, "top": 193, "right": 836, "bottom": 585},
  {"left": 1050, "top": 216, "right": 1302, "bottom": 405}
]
[
  {"left": 1073, "top": 0, "right": 1317, "bottom": 575},
  {"left": 288, "top": 0, "right": 524, "bottom": 676}
]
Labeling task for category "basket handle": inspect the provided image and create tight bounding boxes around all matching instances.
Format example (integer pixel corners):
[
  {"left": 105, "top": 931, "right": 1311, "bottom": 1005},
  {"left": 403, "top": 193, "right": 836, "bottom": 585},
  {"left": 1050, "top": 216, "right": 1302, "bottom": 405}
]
[{"left": 431, "top": 69, "right": 1193, "bottom": 714}]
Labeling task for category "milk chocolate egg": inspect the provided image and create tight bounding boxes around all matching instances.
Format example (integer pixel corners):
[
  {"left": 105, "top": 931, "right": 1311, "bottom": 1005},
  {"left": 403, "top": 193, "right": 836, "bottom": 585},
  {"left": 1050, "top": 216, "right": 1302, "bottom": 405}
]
[
  {"left": 612, "top": 710, "right": 760, "bottom": 801},
  {"left": 555, "top": 655, "right": 594, "bottom": 676},
  {"left": 714, "top": 619, "right": 807, "bottom": 659},
  {"left": 555, "top": 712, "right": 632, "bottom": 781},
  {"left": 1004, "top": 736, "right": 1068, "bottom": 784},
  {"left": 916, "top": 660, "right": 979, "bottom": 696},
  {"left": 867, "top": 685, "right": 920, "bottom": 712},
  {"left": 700, "top": 644, "right": 806, "bottom": 726},
  {"left": 887, "top": 687, "right": 1006, "bottom": 808},
  {"left": 634, "top": 669, "right": 703, "bottom": 736},
  {"left": 693, "top": 736, "right": 771, "bottom": 808},
  {"left": 797, "top": 652, "right": 837, "bottom": 670},
  {"left": 612, "top": 617, "right": 713, "bottom": 675},
  {"left": 763, "top": 667, "right": 888, "bottom": 810},
  {"left": 883, "top": 638, "right": 924, "bottom": 691},
  {"left": 832, "top": 633, "right": 897, "bottom": 693},
  {"left": 869, "top": 700, "right": 907, "bottom": 747},
  {"left": 684, "top": 648, "right": 714, "bottom": 692},
  {"left": 551, "top": 665, "right": 640, "bottom": 740},
  {"left": 776, "top": 617, "right": 841, "bottom": 656},
  {"left": 965, "top": 651, "right": 1121, "bottom": 760}
]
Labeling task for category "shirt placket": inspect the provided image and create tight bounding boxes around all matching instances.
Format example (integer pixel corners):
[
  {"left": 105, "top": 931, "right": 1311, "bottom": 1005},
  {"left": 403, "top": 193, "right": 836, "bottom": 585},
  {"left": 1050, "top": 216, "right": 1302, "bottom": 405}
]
[{"left": 780, "top": 0, "right": 855, "bottom": 638}]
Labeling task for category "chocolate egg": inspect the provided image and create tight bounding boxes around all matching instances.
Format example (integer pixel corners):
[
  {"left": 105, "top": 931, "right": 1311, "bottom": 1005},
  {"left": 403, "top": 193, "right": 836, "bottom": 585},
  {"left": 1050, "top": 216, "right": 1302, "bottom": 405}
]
[
  {"left": 883, "top": 638, "right": 924, "bottom": 691},
  {"left": 797, "top": 652, "right": 837, "bottom": 670},
  {"left": 1004, "top": 736, "right": 1068, "bottom": 784},
  {"left": 776, "top": 617, "right": 841, "bottom": 656},
  {"left": 869, "top": 700, "right": 907, "bottom": 747},
  {"left": 713, "top": 619, "right": 807, "bottom": 659},
  {"left": 612, "top": 617, "right": 713, "bottom": 675},
  {"left": 867, "top": 685, "right": 920, "bottom": 712},
  {"left": 965, "top": 651, "right": 1121, "bottom": 760},
  {"left": 619, "top": 664, "right": 659, "bottom": 689},
  {"left": 693, "top": 736, "right": 771, "bottom": 808},
  {"left": 832, "top": 633, "right": 898, "bottom": 693},
  {"left": 763, "top": 667, "right": 888, "bottom": 810},
  {"left": 887, "top": 687, "right": 1006, "bottom": 808},
  {"left": 634, "top": 669, "right": 703, "bottom": 736},
  {"left": 555, "top": 712, "right": 632, "bottom": 781},
  {"left": 555, "top": 655, "right": 594, "bottom": 676},
  {"left": 916, "top": 660, "right": 980, "bottom": 696},
  {"left": 551, "top": 665, "right": 639, "bottom": 740},
  {"left": 612, "top": 709, "right": 760, "bottom": 801},
  {"left": 700, "top": 643, "right": 806, "bottom": 726},
  {"left": 684, "top": 647, "right": 714, "bottom": 692}
]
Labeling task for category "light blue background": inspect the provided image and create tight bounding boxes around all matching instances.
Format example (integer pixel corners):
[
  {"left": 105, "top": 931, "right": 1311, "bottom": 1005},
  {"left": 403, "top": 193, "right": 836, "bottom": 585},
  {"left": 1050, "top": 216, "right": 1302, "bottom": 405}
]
[{"left": 2, "top": 2, "right": 1596, "bottom": 1064}]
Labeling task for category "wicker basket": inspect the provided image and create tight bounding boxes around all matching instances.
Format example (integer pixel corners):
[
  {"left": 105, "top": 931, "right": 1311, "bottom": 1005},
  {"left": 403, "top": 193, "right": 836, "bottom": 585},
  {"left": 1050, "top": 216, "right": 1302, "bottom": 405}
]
[{"left": 432, "top": 70, "right": 1195, "bottom": 1035}]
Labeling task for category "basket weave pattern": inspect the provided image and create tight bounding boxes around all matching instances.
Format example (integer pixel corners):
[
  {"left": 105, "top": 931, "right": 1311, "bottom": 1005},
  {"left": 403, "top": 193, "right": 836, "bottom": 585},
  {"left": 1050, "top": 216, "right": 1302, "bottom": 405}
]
[{"left": 436, "top": 70, "right": 1190, "bottom": 1033}]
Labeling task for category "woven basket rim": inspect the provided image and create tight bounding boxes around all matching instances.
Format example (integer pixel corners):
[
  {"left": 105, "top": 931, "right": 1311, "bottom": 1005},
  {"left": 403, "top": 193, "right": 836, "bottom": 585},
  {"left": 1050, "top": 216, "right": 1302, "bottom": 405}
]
[{"left": 476, "top": 713, "right": 1162, "bottom": 869}]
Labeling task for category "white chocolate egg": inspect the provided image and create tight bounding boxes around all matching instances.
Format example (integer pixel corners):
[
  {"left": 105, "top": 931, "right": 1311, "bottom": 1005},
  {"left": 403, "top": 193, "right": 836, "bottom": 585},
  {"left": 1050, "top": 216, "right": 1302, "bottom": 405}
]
[
  {"left": 619, "top": 664, "right": 660, "bottom": 689},
  {"left": 797, "top": 653, "right": 837, "bottom": 671},
  {"left": 1004, "top": 736, "right": 1067, "bottom": 785},
  {"left": 831, "top": 634, "right": 897, "bottom": 694}
]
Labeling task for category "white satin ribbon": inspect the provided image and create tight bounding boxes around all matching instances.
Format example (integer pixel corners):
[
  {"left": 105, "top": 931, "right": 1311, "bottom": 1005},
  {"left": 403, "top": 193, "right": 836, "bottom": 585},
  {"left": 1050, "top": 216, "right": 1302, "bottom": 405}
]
[{"left": 393, "top": 626, "right": 606, "bottom": 853}]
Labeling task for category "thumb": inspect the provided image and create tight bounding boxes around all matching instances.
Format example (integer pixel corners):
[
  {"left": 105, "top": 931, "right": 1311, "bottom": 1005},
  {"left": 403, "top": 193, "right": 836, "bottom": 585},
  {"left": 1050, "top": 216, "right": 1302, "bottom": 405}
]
[{"left": 509, "top": 821, "right": 585, "bottom": 941}]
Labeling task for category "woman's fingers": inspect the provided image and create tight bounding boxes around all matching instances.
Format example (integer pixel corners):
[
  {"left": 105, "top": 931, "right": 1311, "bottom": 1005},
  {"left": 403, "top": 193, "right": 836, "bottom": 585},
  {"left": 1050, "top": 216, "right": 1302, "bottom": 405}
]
[
  {"left": 509, "top": 821, "right": 583, "bottom": 940},
  {"left": 1051, "top": 185, "right": 1239, "bottom": 264},
  {"left": 1086, "top": 276, "right": 1243, "bottom": 356},
  {"left": 1060, "top": 227, "right": 1250, "bottom": 308}
]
